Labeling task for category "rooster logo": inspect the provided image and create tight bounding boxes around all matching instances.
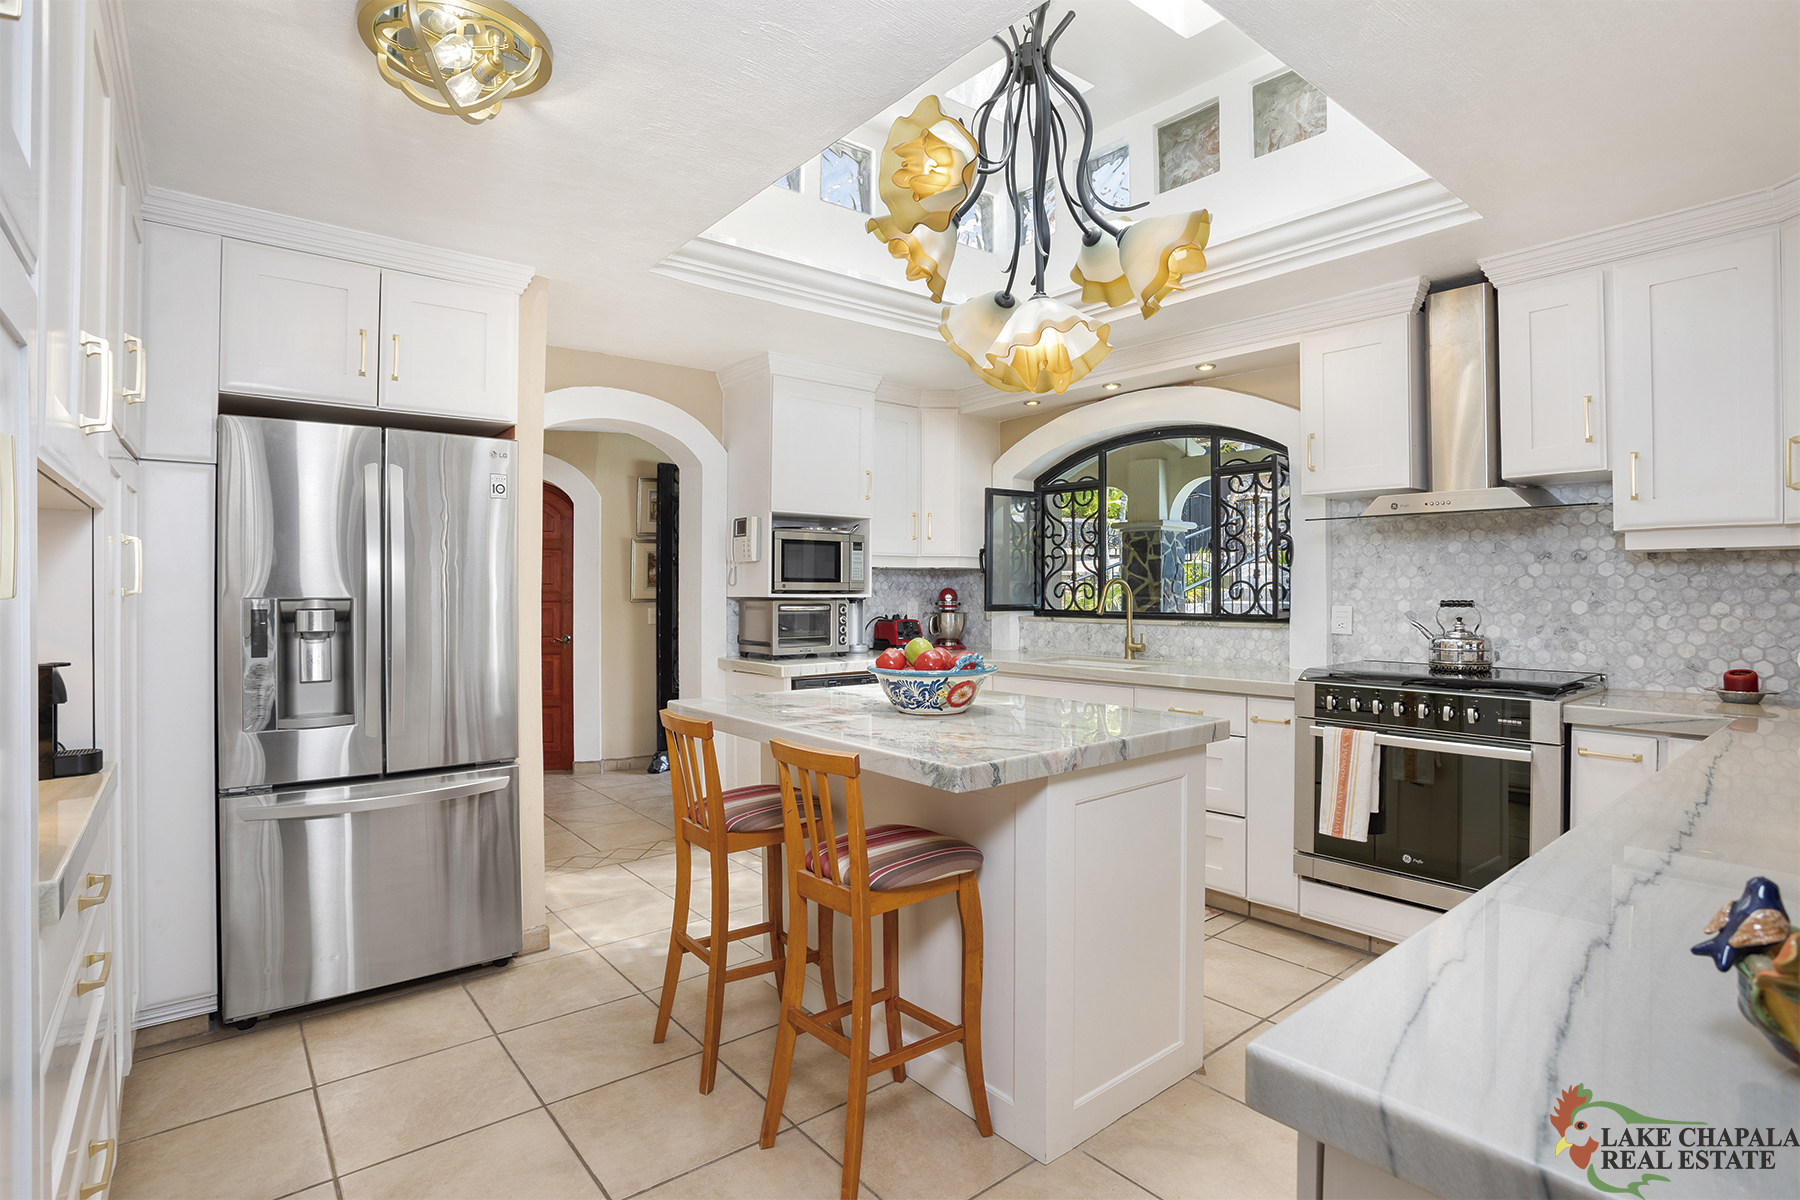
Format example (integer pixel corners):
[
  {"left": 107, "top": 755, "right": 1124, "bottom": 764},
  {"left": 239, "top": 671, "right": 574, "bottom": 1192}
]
[{"left": 1551, "top": 1084, "right": 1704, "bottom": 1197}]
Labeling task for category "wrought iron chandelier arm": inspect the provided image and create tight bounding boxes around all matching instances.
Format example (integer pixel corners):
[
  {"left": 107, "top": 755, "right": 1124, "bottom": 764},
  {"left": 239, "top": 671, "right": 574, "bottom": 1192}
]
[
  {"left": 1047, "top": 103, "right": 1098, "bottom": 241},
  {"left": 1028, "top": 53, "right": 1055, "bottom": 296},
  {"left": 1038, "top": 54, "right": 1124, "bottom": 239},
  {"left": 999, "top": 126, "right": 1026, "bottom": 302}
]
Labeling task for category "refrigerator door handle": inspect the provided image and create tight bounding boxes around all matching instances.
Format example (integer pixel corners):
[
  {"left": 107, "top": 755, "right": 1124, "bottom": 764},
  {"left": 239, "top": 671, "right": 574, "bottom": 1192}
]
[
  {"left": 387, "top": 462, "right": 406, "bottom": 729},
  {"left": 237, "top": 774, "right": 510, "bottom": 821},
  {"left": 364, "top": 462, "right": 383, "bottom": 739}
]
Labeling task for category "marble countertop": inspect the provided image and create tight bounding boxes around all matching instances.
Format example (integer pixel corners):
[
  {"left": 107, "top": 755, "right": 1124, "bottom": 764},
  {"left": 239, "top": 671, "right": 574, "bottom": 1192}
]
[
  {"left": 718, "top": 654, "right": 881, "bottom": 678},
  {"left": 1245, "top": 707, "right": 1800, "bottom": 1198},
  {"left": 39, "top": 766, "right": 117, "bottom": 926},
  {"left": 986, "top": 649, "right": 1298, "bottom": 698},
  {"left": 1567, "top": 687, "right": 1792, "bottom": 739},
  {"left": 669, "top": 685, "right": 1229, "bottom": 792}
]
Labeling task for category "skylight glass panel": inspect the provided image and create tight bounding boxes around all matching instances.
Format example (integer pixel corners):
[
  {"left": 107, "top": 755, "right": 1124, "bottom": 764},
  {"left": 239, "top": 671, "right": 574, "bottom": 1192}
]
[
  {"left": 772, "top": 167, "right": 801, "bottom": 191},
  {"left": 1157, "top": 102, "right": 1219, "bottom": 192},
  {"left": 1088, "top": 143, "right": 1129, "bottom": 210},
  {"left": 1253, "top": 71, "right": 1327, "bottom": 157},
  {"left": 820, "top": 142, "right": 871, "bottom": 213},
  {"left": 957, "top": 193, "right": 994, "bottom": 252},
  {"left": 1124, "top": 0, "right": 1226, "bottom": 38}
]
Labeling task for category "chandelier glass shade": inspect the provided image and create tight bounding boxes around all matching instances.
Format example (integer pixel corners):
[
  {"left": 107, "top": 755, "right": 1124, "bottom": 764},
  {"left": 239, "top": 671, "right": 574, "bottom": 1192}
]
[
  {"left": 358, "top": 0, "right": 551, "bottom": 125},
  {"left": 870, "top": 3, "right": 1211, "bottom": 394}
]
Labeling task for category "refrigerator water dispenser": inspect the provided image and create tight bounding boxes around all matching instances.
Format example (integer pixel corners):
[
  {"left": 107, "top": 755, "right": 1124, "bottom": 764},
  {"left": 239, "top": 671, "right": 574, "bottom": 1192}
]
[{"left": 274, "top": 598, "right": 354, "bottom": 729}]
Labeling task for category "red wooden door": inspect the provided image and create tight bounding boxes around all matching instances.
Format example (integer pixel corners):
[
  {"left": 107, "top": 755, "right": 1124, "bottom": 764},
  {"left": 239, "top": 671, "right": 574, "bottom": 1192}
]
[{"left": 542, "top": 484, "right": 575, "bottom": 771}]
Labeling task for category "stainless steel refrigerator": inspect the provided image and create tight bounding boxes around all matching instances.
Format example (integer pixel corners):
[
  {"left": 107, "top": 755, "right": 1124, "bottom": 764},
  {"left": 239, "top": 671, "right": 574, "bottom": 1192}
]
[{"left": 215, "top": 415, "right": 521, "bottom": 1023}]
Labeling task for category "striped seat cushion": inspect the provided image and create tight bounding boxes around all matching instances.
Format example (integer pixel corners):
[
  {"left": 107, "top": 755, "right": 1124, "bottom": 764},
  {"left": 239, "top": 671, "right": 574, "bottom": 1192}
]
[
  {"left": 817, "top": 824, "right": 983, "bottom": 891},
  {"left": 719, "top": 784, "right": 787, "bottom": 832}
]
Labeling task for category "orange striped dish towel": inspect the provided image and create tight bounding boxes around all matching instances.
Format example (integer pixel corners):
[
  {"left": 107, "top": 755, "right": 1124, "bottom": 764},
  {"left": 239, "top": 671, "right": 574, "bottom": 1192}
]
[{"left": 1319, "top": 726, "right": 1378, "bottom": 842}]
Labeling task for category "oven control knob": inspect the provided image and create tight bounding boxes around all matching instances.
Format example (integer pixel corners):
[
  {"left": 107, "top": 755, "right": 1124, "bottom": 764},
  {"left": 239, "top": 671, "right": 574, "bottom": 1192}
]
[
  {"left": 1323, "top": 694, "right": 1339, "bottom": 711},
  {"left": 1349, "top": 697, "right": 1363, "bottom": 713},
  {"left": 1391, "top": 700, "right": 1408, "bottom": 717},
  {"left": 1466, "top": 705, "right": 1481, "bottom": 724},
  {"left": 1439, "top": 703, "right": 1455, "bottom": 722},
  {"left": 1371, "top": 698, "right": 1385, "bottom": 715}
]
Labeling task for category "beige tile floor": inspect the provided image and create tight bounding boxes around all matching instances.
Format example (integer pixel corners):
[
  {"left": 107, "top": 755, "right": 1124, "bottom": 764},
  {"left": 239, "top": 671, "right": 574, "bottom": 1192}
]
[{"left": 116, "top": 772, "right": 1380, "bottom": 1200}]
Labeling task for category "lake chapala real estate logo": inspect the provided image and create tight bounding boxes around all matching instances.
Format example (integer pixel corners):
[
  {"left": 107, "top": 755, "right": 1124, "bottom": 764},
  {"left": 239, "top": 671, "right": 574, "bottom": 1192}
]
[{"left": 1551, "top": 1083, "right": 1799, "bottom": 1197}]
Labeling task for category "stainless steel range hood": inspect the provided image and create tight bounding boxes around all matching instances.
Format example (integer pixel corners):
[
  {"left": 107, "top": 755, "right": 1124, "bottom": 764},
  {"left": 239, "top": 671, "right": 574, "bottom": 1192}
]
[{"left": 1363, "top": 281, "right": 1558, "bottom": 516}]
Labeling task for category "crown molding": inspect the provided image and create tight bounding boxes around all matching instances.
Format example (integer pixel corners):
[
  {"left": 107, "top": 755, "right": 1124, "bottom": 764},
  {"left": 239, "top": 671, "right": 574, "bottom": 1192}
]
[
  {"left": 99, "top": 2, "right": 150, "bottom": 205},
  {"left": 956, "top": 275, "right": 1429, "bottom": 413},
  {"left": 1479, "top": 178, "right": 1800, "bottom": 288},
  {"left": 140, "top": 188, "right": 537, "bottom": 294},
  {"left": 653, "top": 236, "right": 945, "bottom": 339},
  {"left": 716, "top": 352, "right": 883, "bottom": 394}
]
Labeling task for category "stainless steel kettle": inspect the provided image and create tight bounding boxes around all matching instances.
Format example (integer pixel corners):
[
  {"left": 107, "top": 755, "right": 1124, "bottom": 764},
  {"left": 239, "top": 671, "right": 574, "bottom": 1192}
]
[{"left": 1408, "top": 600, "right": 1494, "bottom": 676}]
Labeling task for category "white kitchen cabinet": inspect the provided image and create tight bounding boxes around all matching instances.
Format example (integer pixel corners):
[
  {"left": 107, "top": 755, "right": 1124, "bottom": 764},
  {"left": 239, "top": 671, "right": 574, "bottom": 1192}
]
[
  {"left": 138, "top": 223, "right": 221, "bottom": 463},
  {"left": 219, "top": 240, "right": 382, "bottom": 407},
  {"left": 1568, "top": 729, "right": 1658, "bottom": 828},
  {"left": 113, "top": 201, "right": 144, "bottom": 459},
  {"left": 871, "top": 402, "right": 921, "bottom": 557},
  {"left": 1205, "top": 811, "right": 1247, "bottom": 898},
  {"left": 1498, "top": 270, "right": 1608, "bottom": 482},
  {"left": 990, "top": 673, "right": 1135, "bottom": 707},
  {"left": 1298, "top": 312, "right": 1425, "bottom": 498},
  {"left": 0, "top": 1, "right": 43, "bottom": 274},
  {"left": 1244, "top": 698, "right": 1299, "bottom": 912},
  {"left": 1609, "top": 229, "right": 1783, "bottom": 532},
  {"left": 376, "top": 269, "right": 519, "bottom": 424},
  {"left": 1135, "top": 686, "right": 1245, "bottom": 736}
]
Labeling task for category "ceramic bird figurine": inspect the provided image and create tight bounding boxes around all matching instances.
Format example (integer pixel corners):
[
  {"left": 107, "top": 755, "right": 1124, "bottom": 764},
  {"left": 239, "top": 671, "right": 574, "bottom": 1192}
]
[
  {"left": 1693, "top": 876, "right": 1799, "bottom": 1065},
  {"left": 1691, "top": 876, "right": 1789, "bottom": 971}
]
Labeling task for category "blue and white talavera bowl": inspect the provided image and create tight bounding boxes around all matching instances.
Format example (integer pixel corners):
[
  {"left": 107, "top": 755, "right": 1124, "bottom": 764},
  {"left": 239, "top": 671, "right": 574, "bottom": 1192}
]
[{"left": 869, "top": 665, "right": 998, "bottom": 717}]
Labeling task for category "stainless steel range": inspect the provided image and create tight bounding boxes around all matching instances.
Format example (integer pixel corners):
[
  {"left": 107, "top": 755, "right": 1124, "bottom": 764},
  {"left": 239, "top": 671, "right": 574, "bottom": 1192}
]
[{"left": 1294, "top": 661, "right": 1604, "bottom": 912}]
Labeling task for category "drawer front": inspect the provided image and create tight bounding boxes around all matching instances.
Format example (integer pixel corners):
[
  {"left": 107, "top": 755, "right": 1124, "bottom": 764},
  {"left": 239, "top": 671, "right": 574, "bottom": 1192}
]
[
  {"left": 1569, "top": 728, "right": 1658, "bottom": 827},
  {"left": 40, "top": 812, "right": 115, "bottom": 1022},
  {"left": 44, "top": 925, "right": 113, "bottom": 1200},
  {"left": 1204, "top": 812, "right": 1247, "bottom": 897},
  {"left": 1205, "top": 735, "right": 1246, "bottom": 817},
  {"left": 1135, "top": 687, "right": 1247, "bottom": 736},
  {"left": 56, "top": 1025, "right": 116, "bottom": 1200}
]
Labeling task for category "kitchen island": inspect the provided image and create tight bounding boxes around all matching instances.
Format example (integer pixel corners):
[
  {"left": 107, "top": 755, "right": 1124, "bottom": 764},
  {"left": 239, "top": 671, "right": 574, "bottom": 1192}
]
[
  {"left": 668, "top": 683, "right": 1231, "bottom": 1162},
  {"left": 1245, "top": 698, "right": 1800, "bottom": 1199}
]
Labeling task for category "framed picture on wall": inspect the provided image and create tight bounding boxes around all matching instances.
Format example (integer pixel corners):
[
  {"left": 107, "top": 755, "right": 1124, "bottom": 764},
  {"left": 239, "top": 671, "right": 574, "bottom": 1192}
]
[
  {"left": 636, "top": 477, "right": 658, "bottom": 539},
  {"left": 630, "top": 539, "right": 658, "bottom": 602}
]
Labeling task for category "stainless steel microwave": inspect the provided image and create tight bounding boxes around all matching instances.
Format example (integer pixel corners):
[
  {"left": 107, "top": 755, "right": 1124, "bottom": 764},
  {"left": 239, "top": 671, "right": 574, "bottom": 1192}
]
[
  {"left": 737, "top": 599, "right": 863, "bottom": 658},
  {"left": 771, "top": 527, "right": 866, "bottom": 594}
]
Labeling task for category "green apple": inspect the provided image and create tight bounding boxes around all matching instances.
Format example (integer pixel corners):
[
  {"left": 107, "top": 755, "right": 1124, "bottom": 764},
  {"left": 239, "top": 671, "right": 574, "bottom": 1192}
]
[{"left": 903, "top": 636, "right": 935, "bottom": 664}]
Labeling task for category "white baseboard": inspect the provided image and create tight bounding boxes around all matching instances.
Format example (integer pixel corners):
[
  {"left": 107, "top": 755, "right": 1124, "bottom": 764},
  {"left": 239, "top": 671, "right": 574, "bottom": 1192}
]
[
  {"left": 1297, "top": 879, "right": 1440, "bottom": 945},
  {"left": 135, "top": 995, "right": 218, "bottom": 1029}
]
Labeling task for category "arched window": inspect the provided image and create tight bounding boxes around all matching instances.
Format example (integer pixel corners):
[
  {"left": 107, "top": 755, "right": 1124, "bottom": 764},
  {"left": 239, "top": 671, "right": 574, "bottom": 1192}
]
[{"left": 985, "top": 426, "right": 1290, "bottom": 621}]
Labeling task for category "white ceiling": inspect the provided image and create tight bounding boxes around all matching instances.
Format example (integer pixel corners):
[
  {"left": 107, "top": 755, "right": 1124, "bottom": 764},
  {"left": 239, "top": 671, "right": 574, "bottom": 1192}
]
[{"left": 123, "top": 1, "right": 1798, "bottom": 399}]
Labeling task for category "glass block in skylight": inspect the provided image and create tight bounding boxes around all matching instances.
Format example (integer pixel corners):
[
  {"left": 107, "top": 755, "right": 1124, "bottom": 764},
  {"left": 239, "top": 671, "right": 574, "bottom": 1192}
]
[
  {"left": 1253, "top": 71, "right": 1326, "bottom": 157},
  {"left": 1088, "top": 143, "right": 1130, "bottom": 210},
  {"left": 1016, "top": 189, "right": 1057, "bottom": 252},
  {"left": 1157, "top": 103, "right": 1219, "bottom": 193},
  {"left": 957, "top": 193, "right": 994, "bottom": 253},
  {"left": 820, "top": 142, "right": 871, "bottom": 214},
  {"left": 773, "top": 168, "right": 801, "bottom": 191}
]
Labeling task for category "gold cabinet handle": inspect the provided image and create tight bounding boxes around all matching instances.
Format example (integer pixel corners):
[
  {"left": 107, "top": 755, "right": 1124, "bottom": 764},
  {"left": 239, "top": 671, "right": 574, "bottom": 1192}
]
[
  {"left": 911, "top": 513, "right": 918, "bottom": 540},
  {"left": 79, "top": 332, "right": 114, "bottom": 434},
  {"left": 78, "top": 873, "right": 111, "bottom": 911},
  {"left": 80, "top": 1140, "right": 115, "bottom": 1200},
  {"left": 1577, "top": 746, "right": 1644, "bottom": 764},
  {"left": 1628, "top": 451, "right": 1639, "bottom": 501},
  {"left": 121, "top": 536, "right": 143, "bottom": 597},
  {"left": 75, "top": 952, "right": 111, "bottom": 996},
  {"left": 123, "top": 335, "right": 147, "bottom": 403},
  {"left": 358, "top": 328, "right": 368, "bottom": 377},
  {"left": 865, "top": 470, "right": 872, "bottom": 501},
  {"left": 1250, "top": 715, "right": 1293, "bottom": 725},
  {"left": 1582, "top": 394, "right": 1593, "bottom": 443},
  {"left": 926, "top": 512, "right": 933, "bottom": 540},
  {"left": 1306, "top": 432, "right": 1316, "bottom": 471},
  {"left": 390, "top": 333, "right": 400, "bottom": 382},
  {"left": 1168, "top": 706, "right": 1205, "bottom": 716},
  {"left": 1787, "top": 435, "right": 1799, "bottom": 491}
]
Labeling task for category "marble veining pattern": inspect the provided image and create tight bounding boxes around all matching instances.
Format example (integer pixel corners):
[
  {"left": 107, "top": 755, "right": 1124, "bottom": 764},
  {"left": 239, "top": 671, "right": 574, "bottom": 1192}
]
[
  {"left": 1329, "top": 483, "right": 1800, "bottom": 697},
  {"left": 1245, "top": 708, "right": 1800, "bottom": 1198},
  {"left": 668, "top": 686, "right": 1227, "bottom": 793},
  {"left": 1019, "top": 614, "right": 1289, "bottom": 666}
]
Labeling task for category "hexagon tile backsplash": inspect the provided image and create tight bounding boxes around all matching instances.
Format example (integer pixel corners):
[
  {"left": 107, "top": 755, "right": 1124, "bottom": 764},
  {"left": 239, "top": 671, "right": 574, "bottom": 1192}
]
[{"left": 1328, "top": 483, "right": 1800, "bottom": 697}]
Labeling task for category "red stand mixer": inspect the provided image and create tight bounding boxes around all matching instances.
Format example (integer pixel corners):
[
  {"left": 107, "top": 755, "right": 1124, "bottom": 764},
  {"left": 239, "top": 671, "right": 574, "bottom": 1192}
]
[{"left": 927, "top": 587, "right": 967, "bottom": 650}]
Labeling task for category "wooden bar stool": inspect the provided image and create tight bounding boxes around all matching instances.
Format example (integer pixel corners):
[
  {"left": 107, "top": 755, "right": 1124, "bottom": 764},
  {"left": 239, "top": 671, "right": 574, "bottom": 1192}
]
[
  {"left": 759, "top": 737, "right": 993, "bottom": 1199},
  {"left": 655, "top": 711, "right": 839, "bottom": 1093}
]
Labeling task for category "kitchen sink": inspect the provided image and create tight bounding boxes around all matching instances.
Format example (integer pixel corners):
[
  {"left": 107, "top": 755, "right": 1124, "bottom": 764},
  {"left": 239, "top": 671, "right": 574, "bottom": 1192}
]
[{"left": 1038, "top": 657, "right": 1151, "bottom": 669}]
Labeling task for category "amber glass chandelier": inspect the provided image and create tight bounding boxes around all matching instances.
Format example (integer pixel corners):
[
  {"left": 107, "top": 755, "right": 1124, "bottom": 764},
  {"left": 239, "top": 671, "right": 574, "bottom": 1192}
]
[
  {"left": 358, "top": 1, "right": 552, "bottom": 125},
  {"left": 868, "top": 3, "right": 1211, "bottom": 395}
]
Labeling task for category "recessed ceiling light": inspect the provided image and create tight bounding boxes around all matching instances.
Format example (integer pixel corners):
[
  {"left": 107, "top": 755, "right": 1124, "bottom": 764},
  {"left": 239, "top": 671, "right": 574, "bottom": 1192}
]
[
  {"left": 1103, "top": 382, "right": 1121, "bottom": 391},
  {"left": 1196, "top": 362, "right": 1216, "bottom": 372},
  {"left": 1023, "top": 399, "right": 1041, "bottom": 406}
]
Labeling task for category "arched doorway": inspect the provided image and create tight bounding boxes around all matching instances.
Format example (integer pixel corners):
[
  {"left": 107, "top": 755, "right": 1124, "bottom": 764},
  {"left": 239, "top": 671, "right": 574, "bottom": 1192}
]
[{"left": 542, "top": 483, "right": 575, "bottom": 772}]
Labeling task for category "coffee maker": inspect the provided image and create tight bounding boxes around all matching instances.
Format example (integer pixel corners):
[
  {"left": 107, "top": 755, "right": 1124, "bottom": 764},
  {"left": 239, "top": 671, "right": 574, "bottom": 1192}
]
[
  {"left": 39, "top": 662, "right": 102, "bottom": 780},
  {"left": 927, "top": 587, "right": 967, "bottom": 651}
]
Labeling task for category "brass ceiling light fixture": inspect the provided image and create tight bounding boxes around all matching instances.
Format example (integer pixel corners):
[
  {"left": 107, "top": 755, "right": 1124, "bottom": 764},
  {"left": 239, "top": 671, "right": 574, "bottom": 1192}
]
[
  {"left": 868, "top": 3, "right": 1211, "bottom": 395},
  {"left": 358, "top": 1, "right": 552, "bottom": 125}
]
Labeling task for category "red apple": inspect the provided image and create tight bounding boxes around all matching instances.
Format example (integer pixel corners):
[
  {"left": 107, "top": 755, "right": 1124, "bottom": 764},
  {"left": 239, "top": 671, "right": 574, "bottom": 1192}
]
[
  {"left": 875, "top": 647, "right": 907, "bottom": 670},
  {"left": 914, "top": 647, "right": 957, "bottom": 672}
]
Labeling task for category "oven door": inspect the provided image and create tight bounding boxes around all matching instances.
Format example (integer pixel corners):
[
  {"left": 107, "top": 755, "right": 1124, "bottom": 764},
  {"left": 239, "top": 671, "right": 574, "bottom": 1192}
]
[
  {"left": 1306, "top": 725, "right": 1535, "bottom": 896},
  {"left": 772, "top": 532, "right": 848, "bottom": 593},
  {"left": 771, "top": 602, "right": 838, "bottom": 654}
]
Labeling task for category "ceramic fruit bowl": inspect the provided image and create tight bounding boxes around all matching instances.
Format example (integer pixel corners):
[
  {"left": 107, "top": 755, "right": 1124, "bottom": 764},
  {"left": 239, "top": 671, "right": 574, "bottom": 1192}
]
[{"left": 870, "top": 665, "right": 997, "bottom": 717}]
